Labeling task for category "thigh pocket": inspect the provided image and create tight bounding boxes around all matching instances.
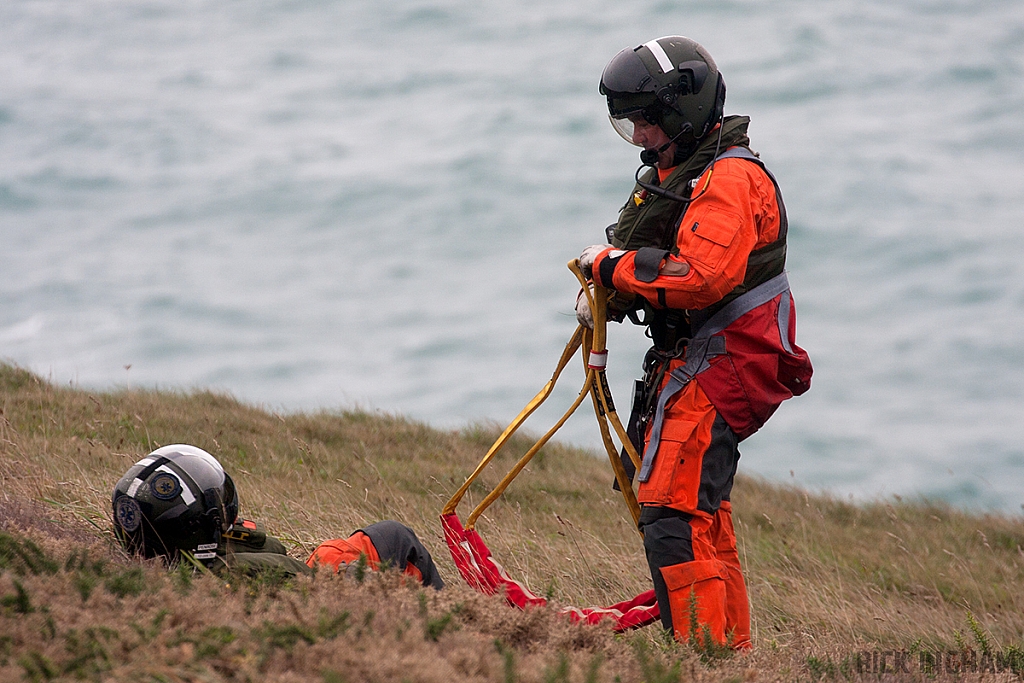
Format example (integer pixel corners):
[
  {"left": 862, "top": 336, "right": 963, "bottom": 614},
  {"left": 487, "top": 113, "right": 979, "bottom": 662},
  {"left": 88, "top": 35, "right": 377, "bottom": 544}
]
[
  {"left": 660, "top": 560, "right": 727, "bottom": 645},
  {"left": 639, "top": 419, "right": 703, "bottom": 508}
]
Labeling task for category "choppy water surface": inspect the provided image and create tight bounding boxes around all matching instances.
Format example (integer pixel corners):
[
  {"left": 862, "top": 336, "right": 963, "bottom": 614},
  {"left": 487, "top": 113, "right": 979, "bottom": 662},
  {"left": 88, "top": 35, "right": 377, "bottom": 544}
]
[{"left": 3, "top": 0, "right": 1024, "bottom": 512}]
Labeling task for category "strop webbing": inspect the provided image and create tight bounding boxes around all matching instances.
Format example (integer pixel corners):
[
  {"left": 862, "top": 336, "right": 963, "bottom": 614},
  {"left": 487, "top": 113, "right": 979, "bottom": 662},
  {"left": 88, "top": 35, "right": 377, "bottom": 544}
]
[{"left": 440, "top": 260, "right": 660, "bottom": 632}]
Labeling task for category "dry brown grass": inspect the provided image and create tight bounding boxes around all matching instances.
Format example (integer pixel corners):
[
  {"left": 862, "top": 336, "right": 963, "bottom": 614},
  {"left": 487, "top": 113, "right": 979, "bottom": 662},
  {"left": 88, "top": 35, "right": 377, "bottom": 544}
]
[
  {"left": 2, "top": 362, "right": 1023, "bottom": 682},
  {"left": 735, "top": 479, "right": 1024, "bottom": 650}
]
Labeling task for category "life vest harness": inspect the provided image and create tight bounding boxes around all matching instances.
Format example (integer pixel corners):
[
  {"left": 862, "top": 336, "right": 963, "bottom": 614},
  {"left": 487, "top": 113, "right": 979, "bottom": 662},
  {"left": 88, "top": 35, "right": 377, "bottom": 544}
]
[
  {"left": 626, "top": 146, "right": 797, "bottom": 454},
  {"left": 637, "top": 146, "right": 787, "bottom": 320},
  {"left": 441, "top": 260, "right": 661, "bottom": 632},
  {"left": 617, "top": 145, "right": 788, "bottom": 357}
]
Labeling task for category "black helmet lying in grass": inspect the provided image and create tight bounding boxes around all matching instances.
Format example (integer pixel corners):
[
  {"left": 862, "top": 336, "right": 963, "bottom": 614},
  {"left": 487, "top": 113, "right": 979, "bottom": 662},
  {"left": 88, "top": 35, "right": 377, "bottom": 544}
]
[{"left": 112, "top": 444, "right": 239, "bottom": 566}]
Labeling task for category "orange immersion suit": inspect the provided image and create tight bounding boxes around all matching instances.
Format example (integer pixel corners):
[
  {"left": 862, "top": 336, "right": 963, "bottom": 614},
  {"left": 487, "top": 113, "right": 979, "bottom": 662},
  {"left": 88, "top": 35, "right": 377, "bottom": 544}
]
[{"left": 591, "top": 146, "right": 811, "bottom": 649}]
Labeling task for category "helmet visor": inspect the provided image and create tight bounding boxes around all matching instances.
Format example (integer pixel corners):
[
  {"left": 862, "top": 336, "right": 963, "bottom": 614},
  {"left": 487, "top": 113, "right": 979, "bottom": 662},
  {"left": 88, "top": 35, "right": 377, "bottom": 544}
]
[
  {"left": 606, "top": 91, "right": 661, "bottom": 147},
  {"left": 609, "top": 115, "right": 641, "bottom": 146}
]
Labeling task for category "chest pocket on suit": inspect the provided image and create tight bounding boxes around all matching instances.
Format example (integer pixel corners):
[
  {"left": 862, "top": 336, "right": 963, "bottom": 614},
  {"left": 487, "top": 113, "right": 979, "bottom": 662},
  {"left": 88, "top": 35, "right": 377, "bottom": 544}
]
[{"left": 679, "top": 204, "right": 741, "bottom": 272}]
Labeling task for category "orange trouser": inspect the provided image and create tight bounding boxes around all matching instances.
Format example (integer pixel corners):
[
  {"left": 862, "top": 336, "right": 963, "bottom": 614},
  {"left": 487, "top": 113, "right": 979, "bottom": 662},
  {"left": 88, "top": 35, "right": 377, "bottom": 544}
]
[
  {"left": 651, "top": 503, "right": 751, "bottom": 649},
  {"left": 637, "top": 382, "right": 751, "bottom": 649},
  {"left": 712, "top": 501, "right": 751, "bottom": 649}
]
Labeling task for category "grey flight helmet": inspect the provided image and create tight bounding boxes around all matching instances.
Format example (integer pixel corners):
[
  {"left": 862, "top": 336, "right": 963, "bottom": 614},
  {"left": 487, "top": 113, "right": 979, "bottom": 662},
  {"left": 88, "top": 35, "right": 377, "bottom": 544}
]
[
  {"left": 112, "top": 444, "right": 239, "bottom": 565},
  {"left": 600, "top": 36, "right": 726, "bottom": 164}
]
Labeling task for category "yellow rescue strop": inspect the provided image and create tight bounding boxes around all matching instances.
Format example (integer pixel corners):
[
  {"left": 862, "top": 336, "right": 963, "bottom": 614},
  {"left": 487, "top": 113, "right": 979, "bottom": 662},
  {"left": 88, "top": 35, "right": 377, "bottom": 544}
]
[
  {"left": 439, "top": 261, "right": 660, "bottom": 630},
  {"left": 442, "top": 259, "right": 642, "bottom": 529}
]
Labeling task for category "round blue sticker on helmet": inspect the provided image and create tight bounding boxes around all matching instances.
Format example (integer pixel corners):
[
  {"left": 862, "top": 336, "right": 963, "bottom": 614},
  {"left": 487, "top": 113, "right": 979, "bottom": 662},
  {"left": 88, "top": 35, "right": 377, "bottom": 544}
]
[
  {"left": 115, "top": 496, "right": 142, "bottom": 532},
  {"left": 149, "top": 472, "right": 181, "bottom": 500}
]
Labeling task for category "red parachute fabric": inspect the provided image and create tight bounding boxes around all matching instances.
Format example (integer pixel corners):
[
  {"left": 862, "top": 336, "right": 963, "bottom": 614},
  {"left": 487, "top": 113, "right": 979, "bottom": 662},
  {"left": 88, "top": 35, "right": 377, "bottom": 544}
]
[{"left": 441, "top": 512, "right": 659, "bottom": 632}]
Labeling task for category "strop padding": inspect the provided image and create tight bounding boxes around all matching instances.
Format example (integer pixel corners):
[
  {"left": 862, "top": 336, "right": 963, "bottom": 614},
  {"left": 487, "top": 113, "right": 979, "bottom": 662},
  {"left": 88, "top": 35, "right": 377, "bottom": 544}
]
[{"left": 440, "top": 260, "right": 660, "bottom": 632}]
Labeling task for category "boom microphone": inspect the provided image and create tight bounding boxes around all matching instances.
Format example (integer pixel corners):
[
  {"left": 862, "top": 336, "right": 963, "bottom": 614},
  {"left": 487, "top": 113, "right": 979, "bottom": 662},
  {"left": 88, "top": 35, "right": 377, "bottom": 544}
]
[
  {"left": 638, "top": 123, "right": 693, "bottom": 167},
  {"left": 638, "top": 146, "right": 663, "bottom": 166}
]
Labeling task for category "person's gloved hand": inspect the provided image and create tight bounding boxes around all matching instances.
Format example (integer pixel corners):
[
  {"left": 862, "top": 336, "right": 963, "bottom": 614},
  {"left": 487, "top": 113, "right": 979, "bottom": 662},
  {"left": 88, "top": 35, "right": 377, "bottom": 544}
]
[
  {"left": 579, "top": 244, "right": 613, "bottom": 280},
  {"left": 575, "top": 286, "right": 594, "bottom": 329}
]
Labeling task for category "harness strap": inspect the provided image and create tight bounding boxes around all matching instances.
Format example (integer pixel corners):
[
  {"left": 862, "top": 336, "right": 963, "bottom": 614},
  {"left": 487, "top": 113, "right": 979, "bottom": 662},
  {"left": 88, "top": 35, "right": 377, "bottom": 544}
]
[
  {"left": 709, "top": 147, "right": 788, "bottom": 243},
  {"left": 637, "top": 272, "right": 791, "bottom": 482},
  {"left": 746, "top": 241, "right": 787, "bottom": 266}
]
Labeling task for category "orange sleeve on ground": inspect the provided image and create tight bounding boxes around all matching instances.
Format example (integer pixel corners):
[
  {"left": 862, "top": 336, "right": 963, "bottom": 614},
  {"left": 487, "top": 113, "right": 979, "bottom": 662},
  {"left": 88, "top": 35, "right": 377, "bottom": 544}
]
[{"left": 305, "top": 531, "right": 381, "bottom": 571}]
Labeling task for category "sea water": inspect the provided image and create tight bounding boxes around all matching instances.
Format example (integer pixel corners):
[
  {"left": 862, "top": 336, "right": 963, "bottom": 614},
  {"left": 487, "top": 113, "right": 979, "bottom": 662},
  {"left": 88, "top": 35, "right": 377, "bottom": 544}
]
[{"left": 3, "top": 0, "right": 1023, "bottom": 512}]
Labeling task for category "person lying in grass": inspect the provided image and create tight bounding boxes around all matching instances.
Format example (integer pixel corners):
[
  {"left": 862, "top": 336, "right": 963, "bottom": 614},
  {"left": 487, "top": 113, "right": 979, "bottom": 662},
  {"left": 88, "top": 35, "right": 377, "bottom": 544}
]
[{"left": 112, "top": 444, "right": 443, "bottom": 589}]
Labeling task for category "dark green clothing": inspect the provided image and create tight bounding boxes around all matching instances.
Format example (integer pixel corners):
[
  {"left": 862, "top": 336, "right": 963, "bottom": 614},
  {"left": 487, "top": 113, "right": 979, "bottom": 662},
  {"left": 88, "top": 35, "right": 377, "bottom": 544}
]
[
  {"left": 209, "top": 519, "right": 313, "bottom": 577},
  {"left": 215, "top": 551, "right": 312, "bottom": 577}
]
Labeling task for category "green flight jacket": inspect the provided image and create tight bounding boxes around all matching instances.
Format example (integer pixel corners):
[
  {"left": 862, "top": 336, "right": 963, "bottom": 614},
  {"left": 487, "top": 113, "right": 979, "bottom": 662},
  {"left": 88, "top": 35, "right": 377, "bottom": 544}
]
[{"left": 209, "top": 519, "right": 313, "bottom": 577}]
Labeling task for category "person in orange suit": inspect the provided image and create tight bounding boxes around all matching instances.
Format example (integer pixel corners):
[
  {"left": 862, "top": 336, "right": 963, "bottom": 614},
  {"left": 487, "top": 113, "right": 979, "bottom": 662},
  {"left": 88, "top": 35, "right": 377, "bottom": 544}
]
[{"left": 576, "top": 36, "right": 812, "bottom": 649}]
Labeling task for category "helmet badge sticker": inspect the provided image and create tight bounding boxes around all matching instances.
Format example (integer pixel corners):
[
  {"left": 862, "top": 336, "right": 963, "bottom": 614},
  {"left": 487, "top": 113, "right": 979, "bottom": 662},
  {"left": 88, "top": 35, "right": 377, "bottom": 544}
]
[
  {"left": 150, "top": 472, "right": 182, "bottom": 500},
  {"left": 115, "top": 496, "right": 142, "bottom": 532}
]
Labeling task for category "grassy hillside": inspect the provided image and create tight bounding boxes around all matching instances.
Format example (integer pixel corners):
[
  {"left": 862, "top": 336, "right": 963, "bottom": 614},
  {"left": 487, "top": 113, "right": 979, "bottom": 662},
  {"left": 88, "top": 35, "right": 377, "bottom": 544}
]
[{"left": 1, "top": 362, "right": 1022, "bottom": 682}]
